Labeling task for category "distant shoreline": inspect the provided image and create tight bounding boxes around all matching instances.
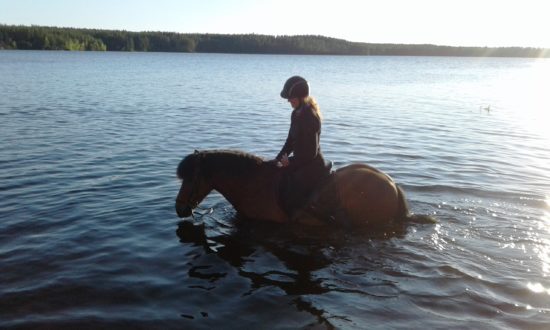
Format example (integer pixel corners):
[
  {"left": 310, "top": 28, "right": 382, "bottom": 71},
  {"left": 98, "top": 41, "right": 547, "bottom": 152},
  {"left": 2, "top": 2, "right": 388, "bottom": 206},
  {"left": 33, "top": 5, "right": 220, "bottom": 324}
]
[{"left": 1, "top": 24, "right": 548, "bottom": 58}]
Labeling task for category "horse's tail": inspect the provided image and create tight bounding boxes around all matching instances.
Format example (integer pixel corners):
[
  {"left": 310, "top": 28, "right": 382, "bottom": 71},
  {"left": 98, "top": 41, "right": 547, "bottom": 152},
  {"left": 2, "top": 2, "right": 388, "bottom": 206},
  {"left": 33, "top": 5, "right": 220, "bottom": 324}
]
[
  {"left": 396, "top": 185, "right": 437, "bottom": 224},
  {"left": 396, "top": 185, "right": 410, "bottom": 220}
]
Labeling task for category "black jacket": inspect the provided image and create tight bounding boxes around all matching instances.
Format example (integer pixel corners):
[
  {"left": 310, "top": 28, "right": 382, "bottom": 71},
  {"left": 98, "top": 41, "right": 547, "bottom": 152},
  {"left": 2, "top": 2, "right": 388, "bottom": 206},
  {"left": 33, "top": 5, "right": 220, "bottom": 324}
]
[{"left": 277, "top": 103, "right": 324, "bottom": 172}]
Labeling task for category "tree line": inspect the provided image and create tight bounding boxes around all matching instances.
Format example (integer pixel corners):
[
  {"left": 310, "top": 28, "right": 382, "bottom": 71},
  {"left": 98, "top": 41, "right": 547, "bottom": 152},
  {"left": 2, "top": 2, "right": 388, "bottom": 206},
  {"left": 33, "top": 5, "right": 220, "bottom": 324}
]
[{"left": 1, "top": 24, "right": 547, "bottom": 57}]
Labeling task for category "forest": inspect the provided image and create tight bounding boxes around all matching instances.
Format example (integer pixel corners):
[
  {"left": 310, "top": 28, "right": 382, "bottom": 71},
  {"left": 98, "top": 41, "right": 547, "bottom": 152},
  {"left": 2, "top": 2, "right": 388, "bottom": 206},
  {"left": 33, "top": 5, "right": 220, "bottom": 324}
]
[{"left": 1, "top": 24, "right": 548, "bottom": 57}]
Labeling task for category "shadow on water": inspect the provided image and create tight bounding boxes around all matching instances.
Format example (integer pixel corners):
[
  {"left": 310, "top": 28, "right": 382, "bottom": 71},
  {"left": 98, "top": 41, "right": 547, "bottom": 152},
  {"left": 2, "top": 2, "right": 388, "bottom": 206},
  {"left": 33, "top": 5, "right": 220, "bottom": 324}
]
[
  {"left": 178, "top": 219, "right": 331, "bottom": 294},
  {"left": 175, "top": 213, "right": 412, "bottom": 328}
]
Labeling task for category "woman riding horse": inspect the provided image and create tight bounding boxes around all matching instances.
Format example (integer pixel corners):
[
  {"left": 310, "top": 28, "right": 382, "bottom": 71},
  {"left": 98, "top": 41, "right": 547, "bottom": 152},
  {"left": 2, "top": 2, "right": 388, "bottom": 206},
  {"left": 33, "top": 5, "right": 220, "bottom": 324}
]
[{"left": 175, "top": 80, "right": 435, "bottom": 226}]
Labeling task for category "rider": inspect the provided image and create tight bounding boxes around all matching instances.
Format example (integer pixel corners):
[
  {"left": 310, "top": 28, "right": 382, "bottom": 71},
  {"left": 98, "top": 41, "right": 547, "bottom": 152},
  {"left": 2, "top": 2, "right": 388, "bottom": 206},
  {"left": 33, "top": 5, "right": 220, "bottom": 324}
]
[{"left": 276, "top": 76, "right": 330, "bottom": 219}]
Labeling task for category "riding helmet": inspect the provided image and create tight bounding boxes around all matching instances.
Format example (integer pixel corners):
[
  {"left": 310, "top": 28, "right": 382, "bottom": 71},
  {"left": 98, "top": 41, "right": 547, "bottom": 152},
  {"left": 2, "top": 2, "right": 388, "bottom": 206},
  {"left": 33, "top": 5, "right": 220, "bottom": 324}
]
[{"left": 280, "top": 76, "right": 309, "bottom": 99}]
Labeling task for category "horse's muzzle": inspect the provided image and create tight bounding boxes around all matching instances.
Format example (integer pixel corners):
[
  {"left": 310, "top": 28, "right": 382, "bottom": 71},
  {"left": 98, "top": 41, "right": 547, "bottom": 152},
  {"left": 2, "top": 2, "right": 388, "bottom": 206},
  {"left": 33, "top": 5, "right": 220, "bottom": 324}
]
[{"left": 175, "top": 202, "right": 193, "bottom": 218}]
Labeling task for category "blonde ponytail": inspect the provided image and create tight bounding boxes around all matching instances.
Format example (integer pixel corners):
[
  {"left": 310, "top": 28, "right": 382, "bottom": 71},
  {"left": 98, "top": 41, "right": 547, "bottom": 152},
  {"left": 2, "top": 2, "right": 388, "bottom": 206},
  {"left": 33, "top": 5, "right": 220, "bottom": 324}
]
[{"left": 304, "top": 96, "right": 322, "bottom": 121}]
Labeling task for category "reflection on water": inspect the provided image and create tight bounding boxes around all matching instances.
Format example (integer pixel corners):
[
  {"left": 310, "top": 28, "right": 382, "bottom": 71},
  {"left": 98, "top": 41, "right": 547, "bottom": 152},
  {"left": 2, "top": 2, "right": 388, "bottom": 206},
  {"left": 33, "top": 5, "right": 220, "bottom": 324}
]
[
  {"left": 536, "top": 209, "right": 550, "bottom": 276},
  {"left": 528, "top": 282, "right": 550, "bottom": 295},
  {"left": 174, "top": 209, "right": 411, "bottom": 328}
]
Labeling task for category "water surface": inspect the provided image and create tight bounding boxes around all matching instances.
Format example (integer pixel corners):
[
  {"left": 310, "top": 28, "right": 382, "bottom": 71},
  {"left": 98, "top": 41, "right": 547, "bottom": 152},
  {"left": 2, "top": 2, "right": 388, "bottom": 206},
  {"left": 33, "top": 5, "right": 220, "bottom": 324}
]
[{"left": 1, "top": 51, "right": 549, "bottom": 329}]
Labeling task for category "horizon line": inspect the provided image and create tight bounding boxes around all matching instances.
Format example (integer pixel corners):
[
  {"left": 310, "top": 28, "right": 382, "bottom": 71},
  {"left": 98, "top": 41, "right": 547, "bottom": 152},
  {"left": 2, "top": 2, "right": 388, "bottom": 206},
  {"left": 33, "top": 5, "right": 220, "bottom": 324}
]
[{"left": 2, "top": 23, "right": 549, "bottom": 50}]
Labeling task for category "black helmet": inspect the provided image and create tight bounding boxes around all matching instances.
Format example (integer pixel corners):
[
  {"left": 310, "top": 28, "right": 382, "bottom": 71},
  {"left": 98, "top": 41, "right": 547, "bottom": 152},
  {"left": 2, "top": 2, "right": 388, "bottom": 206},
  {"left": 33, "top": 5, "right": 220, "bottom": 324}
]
[{"left": 280, "top": 76, "right": 309, "bottom": 99}]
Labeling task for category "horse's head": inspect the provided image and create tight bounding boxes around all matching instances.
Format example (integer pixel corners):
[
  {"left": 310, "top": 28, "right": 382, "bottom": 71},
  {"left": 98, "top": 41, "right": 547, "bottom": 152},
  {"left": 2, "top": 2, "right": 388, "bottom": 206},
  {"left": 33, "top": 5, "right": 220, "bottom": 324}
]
[{"left": 175, "top": 151, "right": 213, "bottom": 218}]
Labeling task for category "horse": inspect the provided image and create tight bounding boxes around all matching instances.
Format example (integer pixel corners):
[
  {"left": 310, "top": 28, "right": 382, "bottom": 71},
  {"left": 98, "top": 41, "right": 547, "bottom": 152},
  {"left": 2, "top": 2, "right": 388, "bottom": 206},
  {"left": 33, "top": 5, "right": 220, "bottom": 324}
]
[{"left": 175, "top": 150, "right": 422, "bottom": 227}]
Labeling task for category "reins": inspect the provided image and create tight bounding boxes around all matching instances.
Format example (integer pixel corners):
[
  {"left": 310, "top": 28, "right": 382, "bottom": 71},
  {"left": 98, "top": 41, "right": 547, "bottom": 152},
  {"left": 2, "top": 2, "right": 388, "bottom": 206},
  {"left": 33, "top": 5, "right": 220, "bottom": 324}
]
[{"left": 185, "top": 152, "right": 217, "bottom": 220}]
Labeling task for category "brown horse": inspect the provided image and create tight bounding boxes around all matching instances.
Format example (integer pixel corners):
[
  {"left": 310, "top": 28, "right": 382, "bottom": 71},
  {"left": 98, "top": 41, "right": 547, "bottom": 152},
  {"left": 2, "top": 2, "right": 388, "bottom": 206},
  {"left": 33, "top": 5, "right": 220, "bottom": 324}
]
[{"left": 175, "top": 150, "right": 420, "bottom": 227}]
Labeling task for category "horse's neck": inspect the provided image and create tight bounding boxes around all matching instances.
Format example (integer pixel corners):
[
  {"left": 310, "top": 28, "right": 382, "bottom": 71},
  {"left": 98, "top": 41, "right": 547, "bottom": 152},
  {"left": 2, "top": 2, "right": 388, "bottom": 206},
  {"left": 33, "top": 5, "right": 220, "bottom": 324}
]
[
  {"left": 210, "top": 164, "right": 280, "bottom": 217},
  {"left": 211, "top": 172, "right": 257, "bottom": 211}
]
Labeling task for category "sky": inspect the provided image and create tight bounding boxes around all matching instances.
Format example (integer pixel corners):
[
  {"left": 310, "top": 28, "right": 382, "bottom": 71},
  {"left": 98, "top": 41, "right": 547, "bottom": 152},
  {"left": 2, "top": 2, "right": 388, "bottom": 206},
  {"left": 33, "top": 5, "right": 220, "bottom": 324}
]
[{"left": 1, "top": 0, "right": 548, "bottom": 48}]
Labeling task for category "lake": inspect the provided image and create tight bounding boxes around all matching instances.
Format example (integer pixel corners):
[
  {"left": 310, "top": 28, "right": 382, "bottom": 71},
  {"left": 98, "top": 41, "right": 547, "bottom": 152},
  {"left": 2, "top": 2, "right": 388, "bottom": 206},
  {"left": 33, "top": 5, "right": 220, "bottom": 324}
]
[{"left": 1, "top": 50, "right": 549, "bottom": 329}]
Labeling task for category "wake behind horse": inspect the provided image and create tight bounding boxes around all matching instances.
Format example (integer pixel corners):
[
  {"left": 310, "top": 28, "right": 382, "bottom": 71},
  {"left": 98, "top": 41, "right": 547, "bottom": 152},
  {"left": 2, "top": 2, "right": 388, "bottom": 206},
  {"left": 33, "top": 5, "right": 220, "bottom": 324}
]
[{"left": 175, "top": 150, "right": 419, "bottom": 227}]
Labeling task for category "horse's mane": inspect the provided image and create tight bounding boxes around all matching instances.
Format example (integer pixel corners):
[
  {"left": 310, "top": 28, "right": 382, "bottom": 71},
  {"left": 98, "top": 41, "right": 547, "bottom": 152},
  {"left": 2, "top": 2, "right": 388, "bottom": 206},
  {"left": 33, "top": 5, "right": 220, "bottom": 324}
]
[{"left": 177, "top": 150, "right": 265, "bottom": 180}]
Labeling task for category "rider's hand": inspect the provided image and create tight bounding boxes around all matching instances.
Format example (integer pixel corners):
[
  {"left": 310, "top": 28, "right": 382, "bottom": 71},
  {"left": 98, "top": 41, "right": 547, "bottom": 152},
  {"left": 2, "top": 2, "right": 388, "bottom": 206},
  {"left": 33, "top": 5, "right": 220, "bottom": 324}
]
[{"left": 280, "top": 154, "right": 290, "bottom": 167}]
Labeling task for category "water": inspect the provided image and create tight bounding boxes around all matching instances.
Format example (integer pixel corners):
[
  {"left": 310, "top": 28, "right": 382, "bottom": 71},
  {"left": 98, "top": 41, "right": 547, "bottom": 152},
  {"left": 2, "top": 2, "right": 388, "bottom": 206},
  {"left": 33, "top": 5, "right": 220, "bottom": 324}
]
[{"left": 1, "top": 51, "right": 549, "bottom": 329}]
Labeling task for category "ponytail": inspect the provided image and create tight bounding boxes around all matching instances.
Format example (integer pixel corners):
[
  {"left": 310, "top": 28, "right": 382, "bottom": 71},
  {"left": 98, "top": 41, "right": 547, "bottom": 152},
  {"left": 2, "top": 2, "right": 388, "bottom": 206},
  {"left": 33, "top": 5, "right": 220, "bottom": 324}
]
[{"left": 304, "top": 96, "right": 322, "bottom": 121}]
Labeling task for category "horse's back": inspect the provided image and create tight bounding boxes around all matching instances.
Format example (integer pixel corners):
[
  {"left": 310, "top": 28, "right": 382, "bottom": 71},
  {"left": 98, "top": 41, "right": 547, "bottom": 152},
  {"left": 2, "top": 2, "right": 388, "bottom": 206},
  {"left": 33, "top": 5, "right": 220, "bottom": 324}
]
[{"left": 312, "top": 163, "right": 402, "bottom": 226}]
